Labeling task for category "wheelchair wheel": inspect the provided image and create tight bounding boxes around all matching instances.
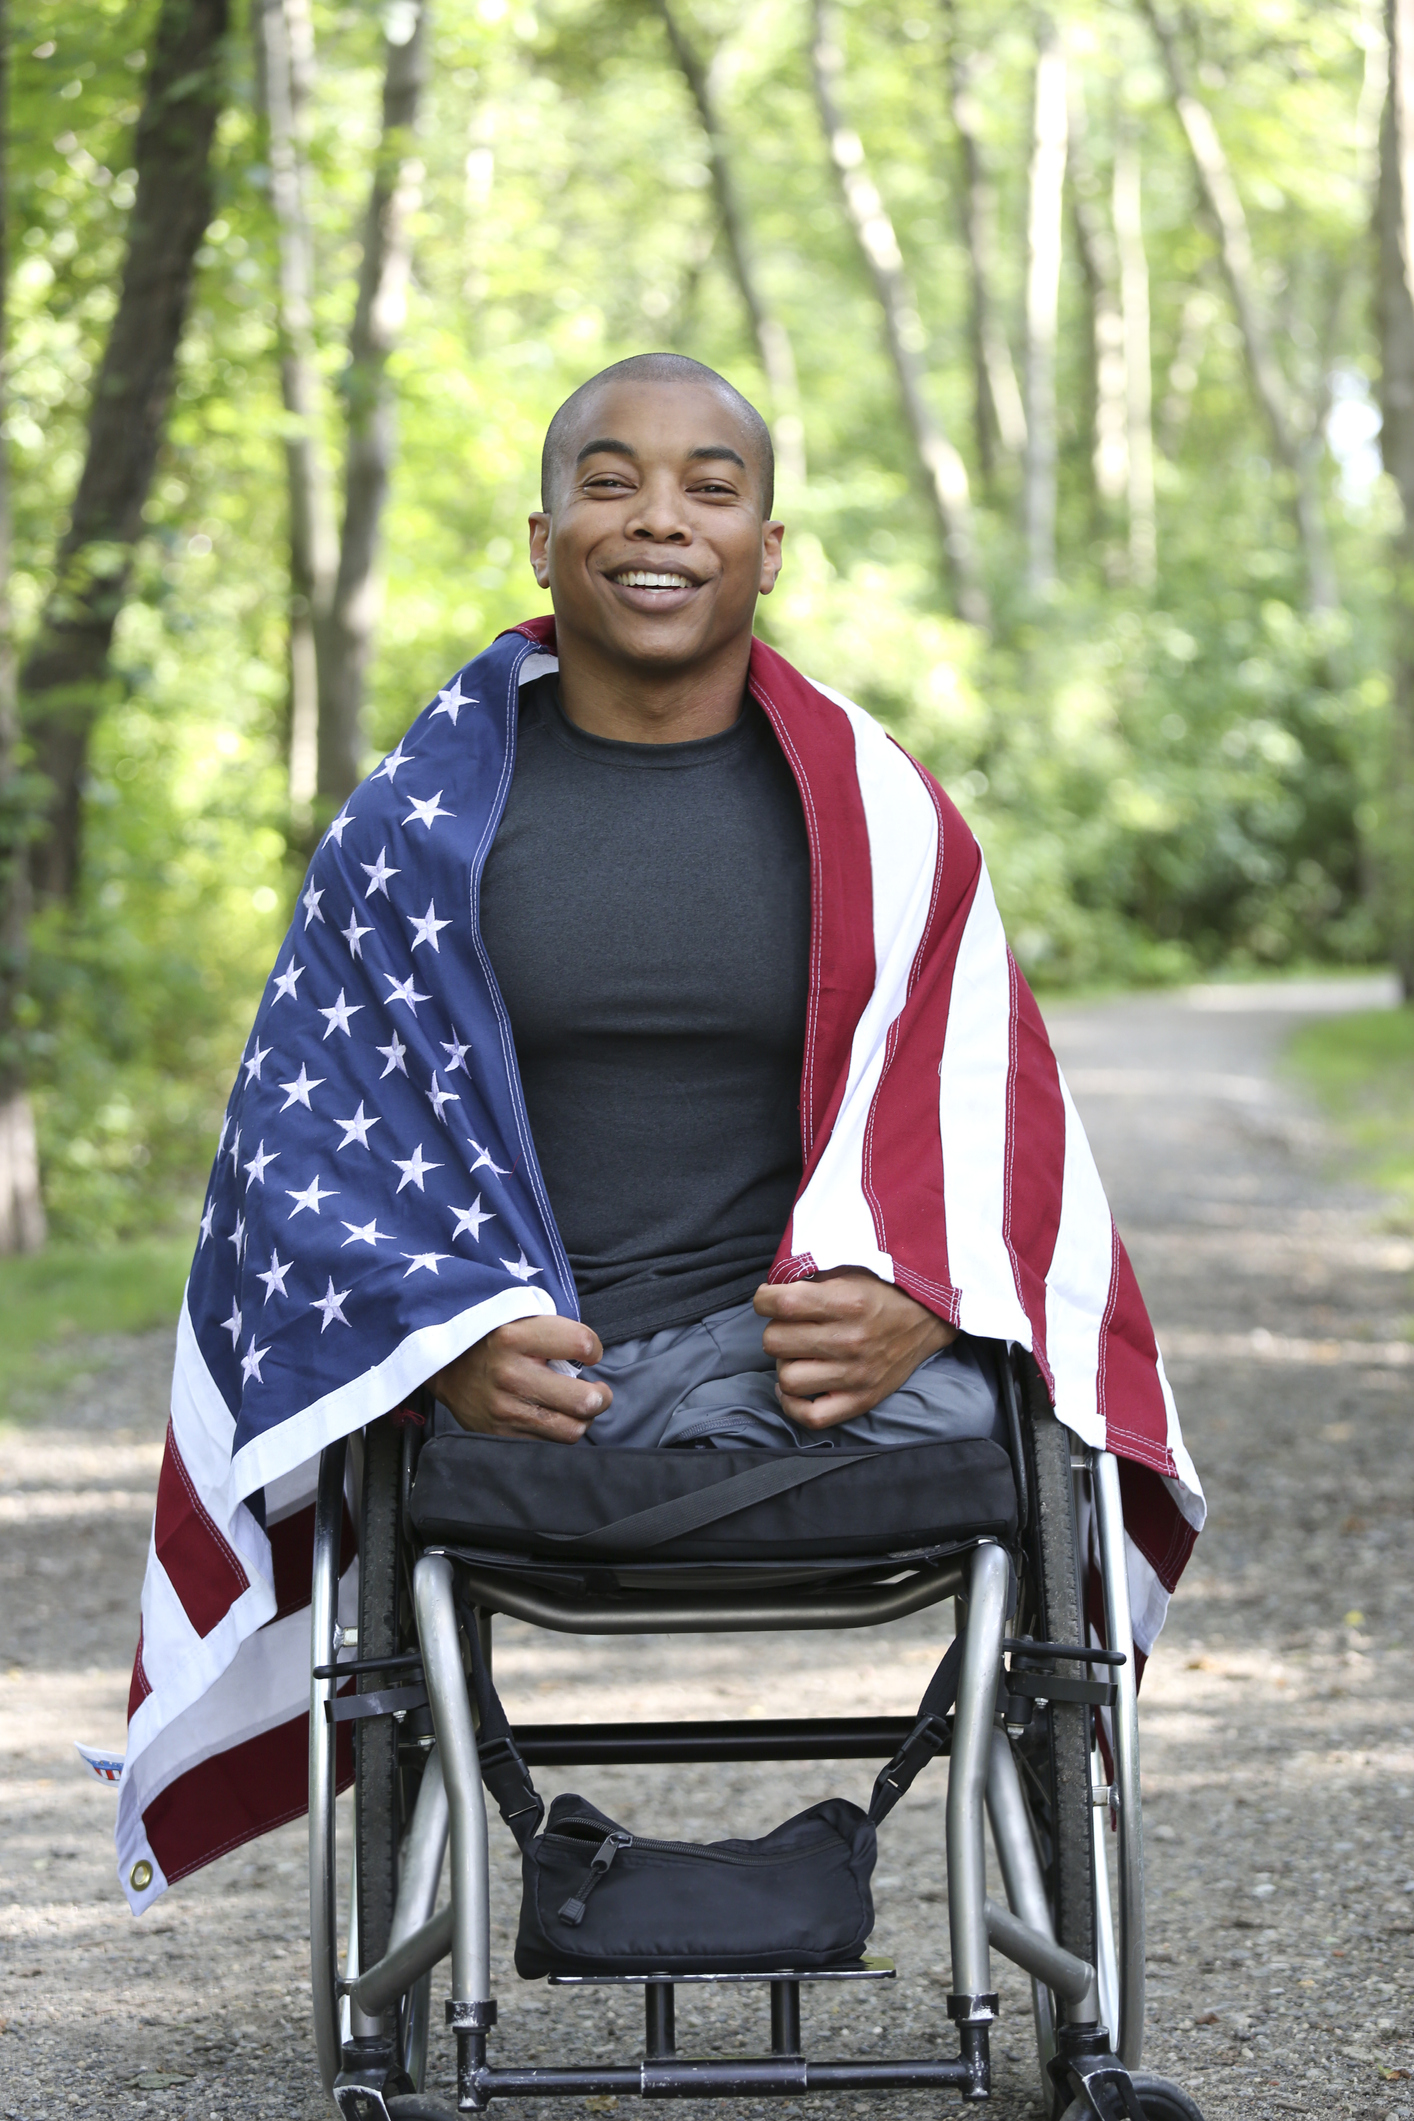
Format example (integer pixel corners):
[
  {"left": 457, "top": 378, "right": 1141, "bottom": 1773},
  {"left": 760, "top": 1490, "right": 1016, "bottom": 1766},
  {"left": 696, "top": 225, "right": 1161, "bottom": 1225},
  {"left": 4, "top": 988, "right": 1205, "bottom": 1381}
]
[
  {"left": 1059, "top": 2071, "right": 1205, "bottom": 2121},
  {"left": 1011, "top": 1378, "right": 1098, "bottom": 2110},
  {"left": 355, "top": 1415, "right": 432, "bottom": 2088}
]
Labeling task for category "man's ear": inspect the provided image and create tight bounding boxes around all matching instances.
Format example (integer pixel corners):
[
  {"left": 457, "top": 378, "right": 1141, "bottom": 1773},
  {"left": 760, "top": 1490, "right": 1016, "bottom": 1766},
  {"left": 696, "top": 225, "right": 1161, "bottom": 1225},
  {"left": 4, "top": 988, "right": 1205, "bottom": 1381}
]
[
  {"left": 528, "top": 512, "right": 551, "bottom": 589},
  {"left": 758, "top": 519, "right": 785, "bottom": 596}
]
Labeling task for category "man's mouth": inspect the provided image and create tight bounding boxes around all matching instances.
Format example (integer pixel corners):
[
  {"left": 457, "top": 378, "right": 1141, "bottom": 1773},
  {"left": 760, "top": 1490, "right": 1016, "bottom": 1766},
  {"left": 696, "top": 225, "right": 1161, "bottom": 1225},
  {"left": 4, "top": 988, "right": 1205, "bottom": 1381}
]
[{"left": 609, "top": 568, "right": 696, "bottom": 593}]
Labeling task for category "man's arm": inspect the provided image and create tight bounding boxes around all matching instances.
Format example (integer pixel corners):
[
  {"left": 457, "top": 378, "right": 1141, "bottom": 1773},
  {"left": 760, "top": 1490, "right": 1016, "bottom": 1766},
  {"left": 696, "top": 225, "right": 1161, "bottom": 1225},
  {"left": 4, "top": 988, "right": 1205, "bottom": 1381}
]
[
  {"left": 433, "top": 1316, "right": 611, "bottom": 1442},
  {"left": 753, "top": 1267, "right": 956, "bottom": 1429}
]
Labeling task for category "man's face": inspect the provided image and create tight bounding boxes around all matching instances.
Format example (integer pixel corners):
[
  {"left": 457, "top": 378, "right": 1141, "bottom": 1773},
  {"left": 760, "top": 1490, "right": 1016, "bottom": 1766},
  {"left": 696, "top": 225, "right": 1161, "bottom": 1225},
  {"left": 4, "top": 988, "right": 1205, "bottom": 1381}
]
[{"left": 528, "top": 379, "right": 784, "bottom": 675}]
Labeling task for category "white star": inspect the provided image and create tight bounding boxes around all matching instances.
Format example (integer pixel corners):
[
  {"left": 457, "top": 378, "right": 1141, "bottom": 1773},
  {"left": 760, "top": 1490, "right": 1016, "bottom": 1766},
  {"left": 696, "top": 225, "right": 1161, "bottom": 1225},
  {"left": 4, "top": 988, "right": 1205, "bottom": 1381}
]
[
  {"left": 334, "top": 1100, "right": 380, "bottom": 1151},
  {"left": 468, "top": 1136, "right": 510, "bottom": 1178},
  {"left": 501, "top": 1248, "right": 542, "bottom": 1283},
  {"left": 271, "top": 956, "right": 305, "bottom": 1004},
  {"left": 243, "top": 1039, "right": 271, "bottom": 1084},
  {"left": 341, "top": 908, "right": 373, "bottom": 959},
  {"left": 324, "top": 805, "right": 355, "bottom": 847},
  {"left": 372, "top": 740, "right": 415, "bottom": 784},
  {"left": 228, "top": 1212, "right": 246, "bottom": 1259},
  {"left": 243, "top": 1139, "right": 279, "bottom": 1187},
  {"left": 393, "top": 1142, "right": 442, "bottom": 1193},
  {"left": 198, "top": 1199, "right": 215, "bottom": 1247},
  {"left": 341, "top": 1217, "right": 388, "bottom": 1247},
  {"left": 441, "top": 1031, "right": 472, "bottom": 1075},
  {"left": 279, "top": 1063, "right": 324, "bottom": 1110},
  {"left": 431, "top": 675, "right": 474, "bottom": 724},
  {"left": 450, "top": 1195, "right": 494, "bottom": 1243},
  {"left": 402, "top": 789, "right": 455, "bottom": 831},
  {"left": 220, "top": 1301, "right": 243, "bottom": 1347},
  {"left": 310, "top": 1276, "right": 352, "bottom": 1333},
  {"left": 384, "top": 971, "right": 431, "bottom": 1015},
  {"left": 227, "top": 1123, "right": 242, "bottom": 1173},
  {"left": 361, "top": 847, "right": 401, "bottom": 899},
  {"left": 256, "top": 1249, "right": 293, "bottom": 1303},
  {"left": 217, "top": 1114, "right": 230, "bottom": 1156},
  {"left": 403, "top": 1251, "right": 448, "bottom": 1277},
  {"left": 302, "top": 879, "right": 325, "bottom": 928},
  {"left": 241, "top": 1335, "right": 271, "bottom": 1385},
  {"left": 426, "top": 1073, "right": 461, "bottom": 1122},
  {"left": 407, "top": 898, "right": 451, "bottom": 954},
  {"left": 287, "top": 1173, "right": 338, "bottom": 1218},
  {"left": 377, "top": 1031, "right": 408, "bottom": 1078},
  {"left": 318, "top": 987, "right": 363, "bottom": 1040}
]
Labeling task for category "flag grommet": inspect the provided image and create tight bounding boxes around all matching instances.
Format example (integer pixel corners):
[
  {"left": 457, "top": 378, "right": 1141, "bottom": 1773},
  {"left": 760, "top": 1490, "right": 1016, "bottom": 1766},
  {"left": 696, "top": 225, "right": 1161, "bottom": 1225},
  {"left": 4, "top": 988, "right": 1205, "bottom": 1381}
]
[{"left": 130, "top": 1859, "right": 153, "bottom": 1892}]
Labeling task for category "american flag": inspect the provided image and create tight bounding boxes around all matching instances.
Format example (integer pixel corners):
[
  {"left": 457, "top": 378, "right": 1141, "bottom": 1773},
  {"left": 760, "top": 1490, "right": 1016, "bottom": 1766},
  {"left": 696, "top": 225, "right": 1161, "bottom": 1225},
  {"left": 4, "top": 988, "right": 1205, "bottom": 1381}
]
[{"left": 114, "top": 617, "right": 1203, "bottom": 1913}]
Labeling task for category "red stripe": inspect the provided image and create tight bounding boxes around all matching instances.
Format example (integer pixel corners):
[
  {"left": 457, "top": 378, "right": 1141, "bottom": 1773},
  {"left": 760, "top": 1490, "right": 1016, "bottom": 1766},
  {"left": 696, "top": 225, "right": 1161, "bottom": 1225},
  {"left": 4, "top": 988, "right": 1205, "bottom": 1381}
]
[
  {"left": 144, "top": 1708, "right": 353, "bottom": 1886},
  {"left": 860, "top": 761, "right": 977, "bottom": 1319},
  {"left": 1101, "top": 1236, "right": 1177, "bottom": 1476},
  {"left": 746, "top": 640, "right": 876, "bottom": 1194},
  {"left": 154, "top": 1422, "right": 249, "bottom": 1638},
  {"left": 128, "top": 1620, "right": 151, "bottom": 1721},
  {"left": 1118, "top": 1454, "right": 1198, "bottom": 1596},
  {"left": 1001, "top": 963, "right": 1069, "bottom": 1390},
  {"left": 265, "top": 1499, "right": 356, "bottom": 1627}
]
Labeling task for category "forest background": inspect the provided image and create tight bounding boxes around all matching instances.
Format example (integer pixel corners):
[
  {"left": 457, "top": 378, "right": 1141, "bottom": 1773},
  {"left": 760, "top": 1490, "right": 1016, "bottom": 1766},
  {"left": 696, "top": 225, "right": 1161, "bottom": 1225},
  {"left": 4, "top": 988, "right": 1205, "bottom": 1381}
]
[{"left": 0, "top": 0, "right": 1411, "bottom": 1257}]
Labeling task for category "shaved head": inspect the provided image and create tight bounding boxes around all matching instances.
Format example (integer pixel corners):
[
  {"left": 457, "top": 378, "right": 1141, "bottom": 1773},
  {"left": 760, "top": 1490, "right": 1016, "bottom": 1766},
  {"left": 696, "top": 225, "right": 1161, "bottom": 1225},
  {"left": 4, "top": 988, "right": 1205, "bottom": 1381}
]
[{"left": 541, "top": 353, "right": 775, "bottom": 516}]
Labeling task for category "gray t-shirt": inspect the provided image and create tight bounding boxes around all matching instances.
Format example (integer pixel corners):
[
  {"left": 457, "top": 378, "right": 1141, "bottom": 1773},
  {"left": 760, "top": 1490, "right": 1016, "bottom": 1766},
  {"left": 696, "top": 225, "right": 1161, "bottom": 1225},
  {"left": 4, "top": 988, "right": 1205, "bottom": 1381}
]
[{"left": 480, "top": 676, "right": 811, "bottom": 1346}]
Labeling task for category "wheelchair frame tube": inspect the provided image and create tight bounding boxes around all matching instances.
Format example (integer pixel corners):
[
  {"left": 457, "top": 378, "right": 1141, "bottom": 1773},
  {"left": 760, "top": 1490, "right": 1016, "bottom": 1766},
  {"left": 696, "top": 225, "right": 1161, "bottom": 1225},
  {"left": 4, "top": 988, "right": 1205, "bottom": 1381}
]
[
  {"left": 388, "top": 1746, "right": 449, "bottom": 1952},
  {"left": 985, "top": 1726, "right": 1100, "bottom": 2058},
  {"left": 946, "top": 1542, "right": 1009, "bottom": 2000},
  {"left": 310, "top": 1439, "right": 347, "bottom": 2096},
  {"left": 1094, "top": 1449, "right": 1145, "bottom": 2069},
  {"left": 983, "top": 1898, "right": 1094, "bottom": 2004},
  {"left": 414, "top": 1554, "right": 492, "bottom": 2007}
]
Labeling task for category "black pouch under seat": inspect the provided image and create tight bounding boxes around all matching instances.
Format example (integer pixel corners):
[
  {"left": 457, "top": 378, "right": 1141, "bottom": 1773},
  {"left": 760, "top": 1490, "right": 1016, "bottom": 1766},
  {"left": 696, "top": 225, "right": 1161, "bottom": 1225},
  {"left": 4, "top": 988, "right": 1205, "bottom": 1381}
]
[
  {"left": 409, "top": 1434, "right": 1016, "bottom": 1561},
  {"left": 516, "top": 1793, "right": 877, "bottom": 1977}
]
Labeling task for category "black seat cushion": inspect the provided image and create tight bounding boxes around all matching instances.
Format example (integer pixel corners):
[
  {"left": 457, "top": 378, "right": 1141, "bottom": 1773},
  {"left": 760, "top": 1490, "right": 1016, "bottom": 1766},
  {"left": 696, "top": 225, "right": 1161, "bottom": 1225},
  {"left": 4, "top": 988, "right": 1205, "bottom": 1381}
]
[{"left": 408, "top": 1434, "right": 1018, "bottom": 1563}]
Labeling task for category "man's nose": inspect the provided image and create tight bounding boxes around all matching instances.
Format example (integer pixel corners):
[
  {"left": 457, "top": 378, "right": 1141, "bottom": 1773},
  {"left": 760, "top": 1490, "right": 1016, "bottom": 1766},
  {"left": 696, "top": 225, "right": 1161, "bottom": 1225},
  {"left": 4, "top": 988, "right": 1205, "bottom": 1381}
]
[{"left": 625, "top": 473, "right": 690, "bottom": 542}]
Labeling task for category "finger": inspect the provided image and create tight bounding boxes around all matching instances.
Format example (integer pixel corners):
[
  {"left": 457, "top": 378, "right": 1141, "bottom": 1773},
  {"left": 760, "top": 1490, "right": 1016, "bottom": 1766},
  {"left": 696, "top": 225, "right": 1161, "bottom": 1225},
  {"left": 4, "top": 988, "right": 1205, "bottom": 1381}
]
[
  {"left": 494, "top": 1355, "right": 611, "bottom": 1424},
  {"left": 501, "top": 1315, "right": 603, "bottom": 1366},
  {"left": 761, "top": 1318, "right": 866, "bottom": 1362},
  {"left": 776, "top": 1387, "right": 870, "bottom": 1429},
  {"left": 773, "top": 1357, "right": 855, "bottom": 1400},
  {"left": 489, "top": 1395, "right": 595, "bottom": 1445}
]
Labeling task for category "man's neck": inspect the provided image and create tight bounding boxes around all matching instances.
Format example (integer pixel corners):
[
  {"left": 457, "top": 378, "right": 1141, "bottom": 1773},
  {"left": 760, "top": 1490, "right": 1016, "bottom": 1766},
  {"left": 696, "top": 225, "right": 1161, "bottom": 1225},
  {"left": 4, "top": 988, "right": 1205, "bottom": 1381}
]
[{"left": 554, "top": 632, "right": 752, "bottom": 744}]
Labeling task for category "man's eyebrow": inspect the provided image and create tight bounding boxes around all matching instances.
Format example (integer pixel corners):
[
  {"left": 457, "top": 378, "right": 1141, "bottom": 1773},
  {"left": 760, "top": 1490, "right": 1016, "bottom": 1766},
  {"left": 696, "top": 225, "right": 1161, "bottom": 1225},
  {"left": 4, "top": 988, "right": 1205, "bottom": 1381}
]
[
  {"left": 575, "top": 436, "right": 637, "bottom": 465},
  {"left": 687, "top": 444, "right": 747, "bottom": 471}
]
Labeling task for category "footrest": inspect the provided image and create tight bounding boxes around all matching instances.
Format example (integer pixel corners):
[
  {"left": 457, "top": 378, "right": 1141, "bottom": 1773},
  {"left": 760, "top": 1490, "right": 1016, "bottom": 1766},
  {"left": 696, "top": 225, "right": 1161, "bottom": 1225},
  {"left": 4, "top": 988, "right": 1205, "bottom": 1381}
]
[{"left": 545, "top": 1957, "right": 896, "bottom": 1986}]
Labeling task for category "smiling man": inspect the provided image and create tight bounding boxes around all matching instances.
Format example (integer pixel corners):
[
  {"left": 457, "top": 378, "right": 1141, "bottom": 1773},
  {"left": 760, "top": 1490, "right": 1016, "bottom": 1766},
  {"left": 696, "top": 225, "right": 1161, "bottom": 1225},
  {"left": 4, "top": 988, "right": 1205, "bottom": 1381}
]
[{"left": 432, "top": 352, "right": 998, "bottom": 1451}]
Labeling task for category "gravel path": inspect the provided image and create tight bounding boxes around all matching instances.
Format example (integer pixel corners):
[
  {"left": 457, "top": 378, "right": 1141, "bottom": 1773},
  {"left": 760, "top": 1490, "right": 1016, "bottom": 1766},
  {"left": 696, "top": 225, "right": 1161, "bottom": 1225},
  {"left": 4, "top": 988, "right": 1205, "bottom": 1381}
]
[{"left": 3, "top": 974, "right": 1411, "bottom": 2121}]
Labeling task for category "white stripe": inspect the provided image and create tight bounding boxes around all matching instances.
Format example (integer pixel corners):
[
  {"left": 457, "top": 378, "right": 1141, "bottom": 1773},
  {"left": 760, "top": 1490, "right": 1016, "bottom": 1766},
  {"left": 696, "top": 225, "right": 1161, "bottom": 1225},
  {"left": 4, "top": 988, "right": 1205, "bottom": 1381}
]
[
  {"left": 787, "top": 690, "right": 937, "bottom": 1280},
  {"left": 1125, "top": 1530, "right": 1171, "bottom": 1658},
  {"left": 1044, "top": 1072, "right": 1115, "bottom": 1452},
  {"left": 518, "top": 651, "right": 558, "bottom": 684},
  {"left": 937, "top": 862, "right": 1033, "bottom": 1343}
]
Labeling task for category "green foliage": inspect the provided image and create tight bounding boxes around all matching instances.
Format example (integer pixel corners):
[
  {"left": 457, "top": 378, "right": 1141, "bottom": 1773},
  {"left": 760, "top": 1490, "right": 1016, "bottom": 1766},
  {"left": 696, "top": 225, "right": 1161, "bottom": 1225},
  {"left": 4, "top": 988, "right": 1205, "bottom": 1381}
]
[
  {"left": 1285, "top": 1006, "right": 1414, "bottom": 1230},
  {"left": 5, "top": 0, "right": 1397, "bottom": 1242},
  {"left": 0, "top": 1234, "right": 190, "bottom": 1424}
]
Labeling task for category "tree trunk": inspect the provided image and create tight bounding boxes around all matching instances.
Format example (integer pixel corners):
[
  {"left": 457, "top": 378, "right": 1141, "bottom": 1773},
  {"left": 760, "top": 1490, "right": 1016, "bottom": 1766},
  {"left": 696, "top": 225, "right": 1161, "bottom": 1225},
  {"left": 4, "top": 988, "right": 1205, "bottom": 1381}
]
[
  {"left": 254, "top": 0, "right": 337, "bottom": 825},
  {"left": 1023, "top": 17, "right": 1067, "bottom": 595},
  {"left": 1139, "top": 0, "right": 1336, "bottom": 613},
  {"left": 317, "top": 3, "right": 429, "bottom": 809},
  {"left": 1113, "top": 126, "right": 1156, "bottom": 588},
  {"left": 21, "top": 0, "right": 229, "bottom": 903},
  {"left": 1379, "top": 0, "right": 1414, "bottom": 997},
  {"left": 810, "top": 0, "right": 987, "bottom": 627},
  {"left": 1068, "top": 87, "right": 1127, "bottom": 551},
  {"left": 939, "top": 3, "right": 1025, "bottom": 484},
  {"left": 1157, "top": 280, "right": 1215, "bottom": 457},
  {"left": 0, "top": 0, "right": 45, "bottom": 1252},
  {"left": 655, "top": 0, "right": 806, "bottom": 487}
]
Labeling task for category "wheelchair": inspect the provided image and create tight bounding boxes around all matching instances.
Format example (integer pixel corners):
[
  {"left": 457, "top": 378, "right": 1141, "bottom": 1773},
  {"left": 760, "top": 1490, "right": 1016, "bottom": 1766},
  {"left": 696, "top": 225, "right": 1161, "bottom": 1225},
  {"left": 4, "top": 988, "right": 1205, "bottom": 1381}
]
[{"left": 306, "top": 1352, "right": 1204, "bottom": 2121}]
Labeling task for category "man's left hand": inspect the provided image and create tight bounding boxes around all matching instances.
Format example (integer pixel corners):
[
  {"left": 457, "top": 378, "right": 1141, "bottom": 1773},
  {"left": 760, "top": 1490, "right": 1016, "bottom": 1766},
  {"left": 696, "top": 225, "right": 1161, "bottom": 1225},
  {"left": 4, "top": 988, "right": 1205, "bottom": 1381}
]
[{"left": 752, "top": 1268, "right": 956, "bottom": 1430}]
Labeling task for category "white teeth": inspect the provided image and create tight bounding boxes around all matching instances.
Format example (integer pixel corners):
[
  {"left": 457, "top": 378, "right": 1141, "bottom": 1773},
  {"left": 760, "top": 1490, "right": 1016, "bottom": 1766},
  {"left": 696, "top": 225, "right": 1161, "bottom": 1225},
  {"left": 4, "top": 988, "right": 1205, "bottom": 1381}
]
[{"left": 615, "top": 570, "right": 691, "bottom": 589}]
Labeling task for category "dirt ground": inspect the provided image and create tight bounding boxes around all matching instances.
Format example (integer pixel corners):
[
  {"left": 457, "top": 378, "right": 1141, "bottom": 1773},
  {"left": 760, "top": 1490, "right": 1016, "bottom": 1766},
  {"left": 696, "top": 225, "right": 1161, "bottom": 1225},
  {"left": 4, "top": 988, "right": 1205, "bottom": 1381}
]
[{"left": 3, "top": 974, "right": 1412, "bottom": 2121}]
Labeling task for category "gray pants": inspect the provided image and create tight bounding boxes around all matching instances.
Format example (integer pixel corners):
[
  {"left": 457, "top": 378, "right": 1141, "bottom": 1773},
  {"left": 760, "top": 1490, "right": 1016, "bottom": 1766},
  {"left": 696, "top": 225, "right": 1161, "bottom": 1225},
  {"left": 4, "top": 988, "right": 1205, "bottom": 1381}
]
[{"left": 580, "top": 1294, "right": 1003, "bottom": 1451}]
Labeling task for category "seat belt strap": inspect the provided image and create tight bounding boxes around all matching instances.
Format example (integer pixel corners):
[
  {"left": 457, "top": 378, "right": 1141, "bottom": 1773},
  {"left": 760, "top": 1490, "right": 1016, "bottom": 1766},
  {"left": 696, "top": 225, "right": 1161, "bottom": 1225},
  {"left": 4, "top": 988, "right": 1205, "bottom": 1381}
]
[
  {"left": 453, "top": 1586, "right": 545, "bottom": 1848},
  {"left": 540, "top": 1450, "right": 849, "bottom": 1555},
  {"left": 867, "top": 1636, "right": 964, "bottom": 1825}
]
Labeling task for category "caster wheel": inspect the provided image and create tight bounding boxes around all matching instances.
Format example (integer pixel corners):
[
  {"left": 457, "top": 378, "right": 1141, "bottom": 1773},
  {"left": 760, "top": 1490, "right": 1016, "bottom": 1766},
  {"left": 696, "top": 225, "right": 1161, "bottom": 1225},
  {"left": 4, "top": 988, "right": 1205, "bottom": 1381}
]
[{"left": 1060, "top": 2072, "right": 1205, "bottom": 2121}]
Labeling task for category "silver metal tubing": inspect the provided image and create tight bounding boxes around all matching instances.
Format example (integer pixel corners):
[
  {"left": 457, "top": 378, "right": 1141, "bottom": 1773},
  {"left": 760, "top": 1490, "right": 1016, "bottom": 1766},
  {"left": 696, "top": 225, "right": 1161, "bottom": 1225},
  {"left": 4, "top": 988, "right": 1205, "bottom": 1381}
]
[
  {"left": 449, "top": 1559, "right": 965, "bottom": 1636},
  {"left": 388, "top": 1748, "right": 449, "bottom": 1951},
  {"left": 1094, "top": 1449, "right": 1145, "bottom": 2067},
  {"left": 351, "top": 1902, "right": 453, "bottom": 2017},
  {"left": 983, "top": 1899, "right": 1094, "bottom": 2005},
  {"left": 309, "top": 1439, "right": 347, "bottom": 2096},
  {"left": 946, "top": 1542, "right": 1010, "bottom": 1998},
  {"left": 413, "top": 1554, "right": 491, "bottom": 2005}
]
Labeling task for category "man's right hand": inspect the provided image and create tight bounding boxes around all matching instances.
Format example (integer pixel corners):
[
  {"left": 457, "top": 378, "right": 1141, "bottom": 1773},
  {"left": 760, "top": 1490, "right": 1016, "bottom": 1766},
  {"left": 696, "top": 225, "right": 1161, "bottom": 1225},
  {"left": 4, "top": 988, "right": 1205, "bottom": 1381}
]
[{"left": 432, "top": 1315, "right": 610, "bottom": 1443}]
